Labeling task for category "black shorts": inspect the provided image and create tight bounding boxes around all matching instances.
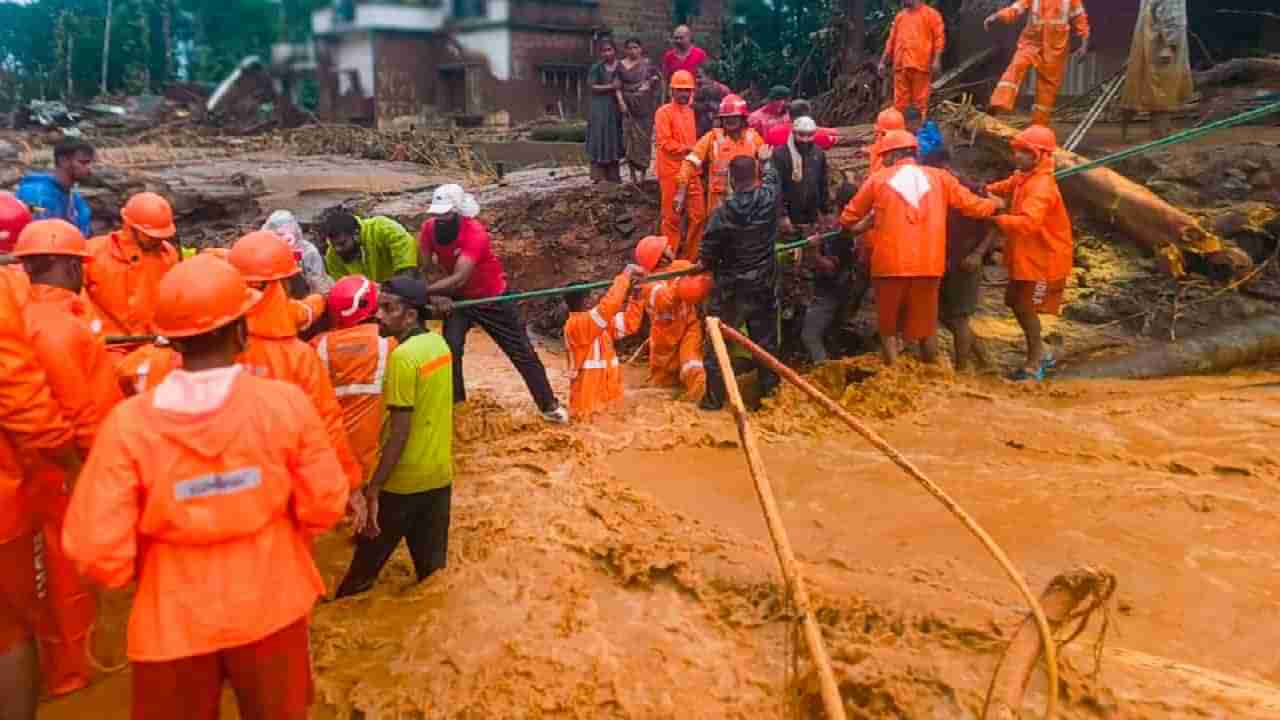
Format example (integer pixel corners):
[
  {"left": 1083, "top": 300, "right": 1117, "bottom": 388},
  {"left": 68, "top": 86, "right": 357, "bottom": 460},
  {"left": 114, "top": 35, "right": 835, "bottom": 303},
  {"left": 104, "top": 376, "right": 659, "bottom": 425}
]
[{"left": 939, "top": 269, "right": 981, "bottom": 321}]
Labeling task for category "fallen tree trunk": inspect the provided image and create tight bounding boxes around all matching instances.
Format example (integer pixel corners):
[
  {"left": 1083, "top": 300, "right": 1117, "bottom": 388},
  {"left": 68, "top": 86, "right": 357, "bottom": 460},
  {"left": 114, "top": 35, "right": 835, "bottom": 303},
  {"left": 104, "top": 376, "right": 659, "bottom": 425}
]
[
  {"left": 1061, "top": 313, "right": 1280, "bottom": 380},
  {"left": 956, "top": 109, "right": 1252, "bottom": 279},
  {"left": 1194, "top": 57, "right": 1280, "bottom": 89}
]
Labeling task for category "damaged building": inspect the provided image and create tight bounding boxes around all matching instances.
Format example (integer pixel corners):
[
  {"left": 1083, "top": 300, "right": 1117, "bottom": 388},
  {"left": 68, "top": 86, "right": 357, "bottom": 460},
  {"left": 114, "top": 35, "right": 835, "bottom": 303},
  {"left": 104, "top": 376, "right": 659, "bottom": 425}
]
[{"left": 309, "top": 0, "right": 723, "bottom": 128}]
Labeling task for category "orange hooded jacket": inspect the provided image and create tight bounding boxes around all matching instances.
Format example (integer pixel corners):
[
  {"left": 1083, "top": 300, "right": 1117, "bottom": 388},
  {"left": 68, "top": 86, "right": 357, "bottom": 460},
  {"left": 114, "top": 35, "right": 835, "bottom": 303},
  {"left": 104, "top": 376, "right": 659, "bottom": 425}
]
[
  {"left": 62, "top": 370, "right": 349, "bottom": 662},
  {"left": 565, "top": 273, "right": 633, "bottom": 420},
  {"left": 84, "top": 230, "right": 179, "bottom": 337},
  {"left": 987, "top": 152, "right": 1073, "bottom": 282},
  {"left": 310, "top": 324, "right": 397, "bottom": 483},
  {"left": 0, "top": 271, "right": 75, "bottom": 544},
  {"left": 841, "top": 159, "right": 999, "bottom": 278},
  {"left": 239, "top": 281, "right": 363, "bottom": 489}
]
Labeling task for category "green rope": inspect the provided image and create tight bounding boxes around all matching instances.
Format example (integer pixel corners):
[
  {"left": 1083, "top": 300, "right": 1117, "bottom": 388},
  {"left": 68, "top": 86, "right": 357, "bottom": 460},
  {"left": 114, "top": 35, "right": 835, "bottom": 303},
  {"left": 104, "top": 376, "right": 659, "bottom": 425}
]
[{"left": 1054, "top": 99, "right": 1280, "bottom": 180}]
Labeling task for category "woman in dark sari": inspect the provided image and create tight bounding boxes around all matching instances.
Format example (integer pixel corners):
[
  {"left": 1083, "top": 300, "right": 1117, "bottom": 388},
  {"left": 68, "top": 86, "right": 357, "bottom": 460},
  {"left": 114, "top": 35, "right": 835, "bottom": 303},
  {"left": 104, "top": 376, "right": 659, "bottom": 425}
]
[
  {"left": 586, "top": 37, "right": 624, "bottom": 184},
  {"left": 618, "top": 38, "right": 661, "bottom": 185}
]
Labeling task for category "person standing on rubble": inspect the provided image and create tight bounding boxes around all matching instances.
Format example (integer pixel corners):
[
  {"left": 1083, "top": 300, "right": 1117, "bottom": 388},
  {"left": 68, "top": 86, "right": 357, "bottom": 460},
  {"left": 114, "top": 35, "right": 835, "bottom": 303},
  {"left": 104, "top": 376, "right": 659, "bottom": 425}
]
[
  {"left": 63, "top": 253, "right": 349, "bottom": 720},
  {"left": 675, "top": 94, "right": 766, "bottom": 263},
  {"left": 619, "top": 38, "right": 662, "bottom": 186},
  {"left": 985, "top": 0, "right": 1090, "bottom": 126},
  {"left": 13, "top": 220, "right": 123, "bottom": 698},
  {"left": 84, "top": 191, "right": 180, "bottom": 342},
  {"left": 16, "top": 138, "right": 95, "bottom": 238},
  {"left": 839, "top": 130, "right": 1003, "bottom": 366},
  {"left": 880, "top": 0, "right": 946, "bottom": 119},
  {"left": 311, "top": 275, "right": 397, "bottom": 485},
  {"left": 320, "top": 209, "right": 419, "bottom": 284},
  {"left": 654, "top": 70, "right": 701, "bottom": 254},
  {"left": 417, "top": 184, "right": 569, "bottom": 424},
  {"left": 334, "top": 277, "right": 454, "bottom": 598},
  {"left": 698, "top": 150, "right": 782, "bottom": 411},
  {"left": 587, "top": 36, "right": 626, "bottom": 184},
  {"left": 985, "top": 125, "right": 1074, "bottom": 382},
  {"left": 1120, "top": 0, "right": 1193, "bottom": 141}
]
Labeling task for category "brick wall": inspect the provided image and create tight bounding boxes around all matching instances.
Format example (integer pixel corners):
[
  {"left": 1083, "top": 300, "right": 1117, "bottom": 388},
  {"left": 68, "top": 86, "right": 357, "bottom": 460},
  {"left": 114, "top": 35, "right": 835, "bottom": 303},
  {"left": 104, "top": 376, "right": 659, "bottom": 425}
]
[
  {"left": 509, "top": 28, "right": 596, "bottom": 120},
  {"left": 599, "top": 0, "right": 723, "bottom": 60}
]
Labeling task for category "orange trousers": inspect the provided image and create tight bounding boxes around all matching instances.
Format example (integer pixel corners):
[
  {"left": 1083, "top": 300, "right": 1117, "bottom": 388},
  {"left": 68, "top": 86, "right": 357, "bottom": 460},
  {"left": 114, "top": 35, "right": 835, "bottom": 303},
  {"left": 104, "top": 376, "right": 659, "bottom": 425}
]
[
  {"left": 659, "top": 173, "right": 705, "bottom": 256},
  {"left": 650, "top": 321, "right": 706, "bottom": 401},
  {"left": 991, "top": 48, "right": 1065, "bottom": 126},
  {"left": 682, "top": 183, "right": 716, "bottom": 263},
  {"left": 893, "top": 68, "right": 931, "bottom": 116},
  {"left": 34, "top": 488, "right": 94, "bottom": 697}
]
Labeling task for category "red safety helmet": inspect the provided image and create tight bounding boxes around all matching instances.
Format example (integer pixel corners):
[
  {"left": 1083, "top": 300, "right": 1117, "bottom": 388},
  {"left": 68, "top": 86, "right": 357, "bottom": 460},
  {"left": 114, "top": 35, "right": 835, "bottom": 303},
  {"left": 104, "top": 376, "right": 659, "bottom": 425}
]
[
  {"left": 875, "top": 108, "right": 906, "bottom": 133},
  {"left": 878, "top": 129, "right": 919, "bottom": 155},
  {"left": 670, "top": 70, "right": 696, "bottom": 90},
  {"left": 11, "top": 219, "right": 90, "bottom": 258},
  {"left": 1013, "top": 125, "right": 1058, "bottom": 154},
  {"left": 327, "top": 274, "right": 379, "bottom": 329},
  {"left": 121, "top": 192, "right": 177, "bottom": 239},
  {"left": 228, "top": 230, "right": 300, "bottom": 282},
  {"left": 634, "top": 235, "right": 668, "bottom": 272},
  {"left": 0, "top": 192, "right": 32, "bottom": 254},
  {"left": 718, "top": 94, "right": 749, "bottom": 118},
  {"left": 676, "top": 272, "right": 713, "bottom": 305},
  {"left": 153, "top": 254, "right": 262, "bottom": 338}
]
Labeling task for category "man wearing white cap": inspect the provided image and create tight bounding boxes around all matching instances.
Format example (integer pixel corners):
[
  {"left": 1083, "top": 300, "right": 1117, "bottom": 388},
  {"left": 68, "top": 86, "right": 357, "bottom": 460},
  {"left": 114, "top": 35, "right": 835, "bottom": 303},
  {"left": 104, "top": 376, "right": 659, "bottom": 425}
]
[{"left": 416, "top": 184, "right": 568, "bottom": 423}]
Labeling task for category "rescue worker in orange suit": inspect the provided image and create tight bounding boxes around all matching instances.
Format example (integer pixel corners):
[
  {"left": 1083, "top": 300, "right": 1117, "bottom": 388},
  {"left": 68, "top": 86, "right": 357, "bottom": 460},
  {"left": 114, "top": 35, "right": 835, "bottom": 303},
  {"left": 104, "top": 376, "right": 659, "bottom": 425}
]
[
  {"left": 63, "top": 253, "right": 349, "bottom": 720},
  {"left": 653, "top": 70, "right": 701, "bottom": 255},
  {"left": 310, "top": 275, "right": 397, "bottom": 483},
  {"left": 985, "top": 0, "right": 1090, "bottom": 126},
  {"left": 13, "top": 220, "right": 123, "bottom": 698},
  {"left": 868, "top": 108, "right": 906, "bottom": 177},
  {"left": 627, "top": 235, "right": 708, "bottom": 402},
  {"left": 674, "top": 94, "right": 766, "bottom": 263},
  {"left": 563, "top": 264, "right": 644, "bottom": 420},
  {"left": 227, "top": 231, "right": 366, "bottom": 504},
  {"left": 0, "top": 192, "right": 32, "bottom": 255},
  {"left": 839, "top": 130, "right": 1004, "bottom": 366},
  {"left": 986, "top": 125, "right": 1074, "bottom": 382},
  {"left": 0, "top": 228, "right": 82, "bottom": 720},
  {"left": 84, "top": 191, "right": 180, "bottom": 342},
  {"left": 879, "top": 0, "right": 946, "bottom": 117}
]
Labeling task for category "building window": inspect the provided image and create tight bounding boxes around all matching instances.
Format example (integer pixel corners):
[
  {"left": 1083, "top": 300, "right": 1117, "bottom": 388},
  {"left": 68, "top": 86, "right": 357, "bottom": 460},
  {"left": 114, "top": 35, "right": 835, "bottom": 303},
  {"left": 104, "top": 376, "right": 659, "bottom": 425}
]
[
  {"left": 452, "top": 0, "right": 487, "bottom": 19},
  {"left": 538, "top": 65, "right": 587, "bottom": 116}
]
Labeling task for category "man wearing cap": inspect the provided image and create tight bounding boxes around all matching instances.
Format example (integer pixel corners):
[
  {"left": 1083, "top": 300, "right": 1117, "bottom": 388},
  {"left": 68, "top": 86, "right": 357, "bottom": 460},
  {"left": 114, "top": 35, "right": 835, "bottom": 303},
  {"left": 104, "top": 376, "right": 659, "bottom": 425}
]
[
  {"left": 654, "top": 70, "right": 701, "bottom": 254},
  {"left": 880, "top": 0, "right": 946, "bottom": 117},
  {"left": 310, "top": 275, "right": 397, "bottom": 483},
  {"left": 748, "top": 86, "right": 792, "bottom": 138},
  {"left": 418, "top": 184, "right": 568, "bottom": 424},
  {"left": 320, "top": 209, "right": 418, "bottom": 284},
  {"left": 85, "top": 191, "right": 180, "bottom": 340},
  {"left": 64, "top": 253, "right": 349, "bottom": 720},
  {"left": 13, "top": 220, "right": 122, "bottom": 697},
  {"left": 335, "top": 276, "right": 455, "bottom": 597}
]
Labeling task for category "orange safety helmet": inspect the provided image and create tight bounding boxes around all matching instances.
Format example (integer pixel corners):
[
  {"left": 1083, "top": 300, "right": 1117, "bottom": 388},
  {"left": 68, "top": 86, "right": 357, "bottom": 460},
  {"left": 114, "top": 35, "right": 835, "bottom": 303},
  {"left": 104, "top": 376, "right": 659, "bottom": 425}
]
[
  {"left": 121, "top": 192, "right": 177, "bottom": 239},
  {"left": 11, "top": 219, "right": 91, "bottom": 258},
  {"left": 154, "top": 253, "right": 263, "bottom": 338},
  {"left": 0, "top": 192, "right": 32, "bottom": 253},
  {"left": 1012, "top": 124, "right": 1058, "bottom": 155},
  {"left": 675, "top": 272, "right": 713, "bottom": 305},
  {"left": 670, "top": 70, "right": 696, "bottom": 90},
  {"left": 875, "top": 108, "right": 906, "bottom": 133},
  {"left": 718, "top": 94, "right": 749, "bottom": 118},
  {"left": 327, "top": 274, "right": 379, "bottom": 329},
  {"left": 634, "top": 235, "right": 668, "bottom": 272},
  {"left": 228, "top": 230, "right": 300, "bottom": 282},
  {"left": 878, "top": 129, "right": 919, "bottom": 155}
]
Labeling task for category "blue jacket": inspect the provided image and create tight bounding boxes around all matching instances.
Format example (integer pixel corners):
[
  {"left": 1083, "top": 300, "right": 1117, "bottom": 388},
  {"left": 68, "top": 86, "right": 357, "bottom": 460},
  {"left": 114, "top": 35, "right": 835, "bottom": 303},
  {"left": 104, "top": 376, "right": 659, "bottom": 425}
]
[{"left": 15, "top": 173, "right": 92, "bottom": 238}]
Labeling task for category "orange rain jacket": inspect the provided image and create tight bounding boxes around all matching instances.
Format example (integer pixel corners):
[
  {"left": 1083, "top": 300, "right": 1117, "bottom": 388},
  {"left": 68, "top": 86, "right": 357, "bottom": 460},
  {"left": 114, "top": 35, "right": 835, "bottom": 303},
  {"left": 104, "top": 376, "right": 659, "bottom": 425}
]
[
  {"left": 62, "top": 371, "right": 349, "bottom": 662},
  {"left": 677, "top": 127, "right": 766, "bottom": 261},
  {"left": 0, "top": 271, "right": 75, "bottom": 545},
  {"left": 841, "top": 158, "right": 999, "bottom": 279},
  {"left": 654, "top": 101, "right": 701, "bottom": 252},
  {"left": 84, "top": 230, "right": 179, "bottom": 337},
  {"left": 311, "top": 324, "right": 397, "bottom": 483},
  {"left": 885, "top": 4, "right": 946, "bottom": 72},
  {"left": 990, "top": 0, "right": 1090, "bottom": 124},
  {"left": 624, "top": 262, "right": 705, "bottom": 395},
  {"left": 240, "top": 282, "right": 363, "bottom": 489},
  {"left": 565, "top": 273, "right": 633, "bottom": 420},
  {"left": 987, "top": 152, "right": 1073, "bottom": 282}
]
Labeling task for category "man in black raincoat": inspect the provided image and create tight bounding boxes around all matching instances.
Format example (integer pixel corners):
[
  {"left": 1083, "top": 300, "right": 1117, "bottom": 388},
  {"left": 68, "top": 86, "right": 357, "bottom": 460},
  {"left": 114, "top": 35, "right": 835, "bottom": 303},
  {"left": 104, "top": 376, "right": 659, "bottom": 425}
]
[{"left": 698, "top": 149, "right": 781, "bottom": 411}]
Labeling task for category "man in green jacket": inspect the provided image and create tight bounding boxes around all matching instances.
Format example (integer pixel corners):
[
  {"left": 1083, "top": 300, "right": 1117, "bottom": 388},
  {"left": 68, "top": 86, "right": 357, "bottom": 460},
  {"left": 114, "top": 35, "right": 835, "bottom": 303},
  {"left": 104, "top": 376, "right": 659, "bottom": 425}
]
[{"left": 320, "top": 210, "right": 418, "bottom": 283}]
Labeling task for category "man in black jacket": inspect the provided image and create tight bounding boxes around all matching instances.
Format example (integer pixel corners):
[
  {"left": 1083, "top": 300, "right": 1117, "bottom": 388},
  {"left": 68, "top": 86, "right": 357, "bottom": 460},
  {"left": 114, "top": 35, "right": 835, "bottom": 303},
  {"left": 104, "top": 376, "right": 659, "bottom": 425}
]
[
  {"left": 772, "top": 116, "right": 830, "bottom": 233},
  {"left": 699, "top": 150, "right": 781, "bottom": 411}
]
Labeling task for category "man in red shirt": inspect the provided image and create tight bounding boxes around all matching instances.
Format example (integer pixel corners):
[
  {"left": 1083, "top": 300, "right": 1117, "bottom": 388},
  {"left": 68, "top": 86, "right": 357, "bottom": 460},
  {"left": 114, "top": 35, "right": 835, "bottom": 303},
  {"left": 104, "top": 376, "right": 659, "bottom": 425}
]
[
  {"left": 764, "top": 99, "right": 839, "bottom": 150},
  {"left": 418, "top": 184, "right": 568, "bottom": 423},
  {"left": 662, "top": 25, "right": 709, "bottom": 80},
  {"left": 748, "top": 86, "right": 792, "bottom": 138}
]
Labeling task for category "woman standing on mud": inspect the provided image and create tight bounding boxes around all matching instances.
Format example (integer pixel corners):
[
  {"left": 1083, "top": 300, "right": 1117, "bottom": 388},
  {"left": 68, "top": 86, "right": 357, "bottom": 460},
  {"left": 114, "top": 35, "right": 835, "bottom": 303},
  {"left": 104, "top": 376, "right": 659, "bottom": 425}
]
[
  {"left": 618, "top": 38, "right": 662, "bottom": 185},
  {"left": 587, "top": 37, "right": 625, "bottom": 183}
]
